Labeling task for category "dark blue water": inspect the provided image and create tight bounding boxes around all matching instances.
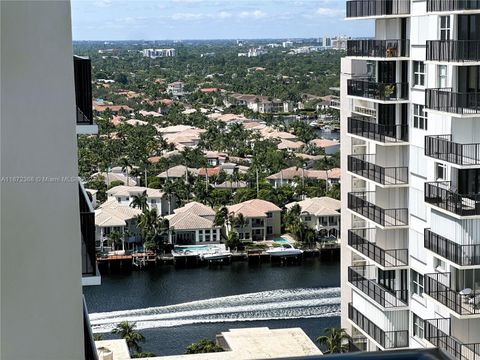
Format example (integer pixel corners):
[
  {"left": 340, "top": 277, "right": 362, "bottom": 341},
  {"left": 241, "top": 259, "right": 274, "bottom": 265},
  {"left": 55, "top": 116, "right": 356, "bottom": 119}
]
[{"left": 84, "top": 258, "right": 340, "bottom": 356}]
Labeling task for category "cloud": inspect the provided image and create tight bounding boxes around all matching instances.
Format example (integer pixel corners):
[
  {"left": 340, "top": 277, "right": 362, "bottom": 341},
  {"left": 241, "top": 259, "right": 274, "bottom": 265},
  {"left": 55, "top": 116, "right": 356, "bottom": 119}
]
[
  {"left": 239, "top": 10, "right": 267, "bottom": 19},
  {"left": 316, "top": 7, "right": 344, "bottom": 17},
  {"left": 94, "top": 0, "right": 112, "bottom": 8},
  {"left": 218, "top": 11, "right": 232, "bottom": 19},
  {"left": 171, "top": 12, "right": 204, "bottom": 20}
]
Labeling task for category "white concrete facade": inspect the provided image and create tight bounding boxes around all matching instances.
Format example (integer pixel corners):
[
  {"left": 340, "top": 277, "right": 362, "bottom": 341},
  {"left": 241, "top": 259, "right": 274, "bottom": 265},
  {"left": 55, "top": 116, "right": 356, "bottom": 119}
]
[
  {"left": 341, "top": 1, "right": 480, "bottom": 357},
  {"left": 1, "top": 1, "right": 86, "bottom": 359}
]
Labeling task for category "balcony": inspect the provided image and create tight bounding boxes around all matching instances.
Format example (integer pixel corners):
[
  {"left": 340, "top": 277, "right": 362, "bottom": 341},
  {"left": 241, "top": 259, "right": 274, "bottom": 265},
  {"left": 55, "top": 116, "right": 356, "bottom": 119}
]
[
  {"left": 347, "top": 39, "right": 409, "bottom": 58},
  {"left": 425, "top": 318, "right": 480, "bottom": 360},
  {"left": 347, "top": 192, "right": 408, "bottom": 227},
  {"left": 427, "top": 0, "right": 480, "bottom": 13},
  {"left": 348, "top": 303, "right": 409, "bottom": 349},
  {"left": 425, "top": 229, "right": 480, "bottom": 267},
  {"left": 251, "top": 219, "right": 264, "bottom": 228},
  {"left": 330, "top": 97, "right": 341, "bottom": 110},
  {"left": 348, "top": 265, "right": 408, "bottom": 308},
  {"left": 348, "top": 117, "right": 408, "bottom": 144},
  {"left": 348, "top": 228, "right": 408, "bottom": 267},
  {"left": 74, "top": 56, "right": 93, "bottom": 126},
  {"left": 346, "top": 0, "right": 410, "bottom": 18},
  {"left": 79, "top": 185, "right": 97, "bottom": 278},
  {"left": 426, "top": 88, "right": 480, "bottom": 115},
  {"left": 425, "top": 181, "right": 480, "bottom": 217},
  {"left": 348, "top": 79, "right": 409, "bottom": 101},
  {"left": 425, "top": 135, "right": 480, "bottom": 166},
  {"left": 425, "top": 272, "right": 480, "bottom": 316},
  {"left": 347, "top": 154, "right": 408, "bottom": 186},
  {"left": 427, "top": 40, "right": 480, "bottom": 63}
]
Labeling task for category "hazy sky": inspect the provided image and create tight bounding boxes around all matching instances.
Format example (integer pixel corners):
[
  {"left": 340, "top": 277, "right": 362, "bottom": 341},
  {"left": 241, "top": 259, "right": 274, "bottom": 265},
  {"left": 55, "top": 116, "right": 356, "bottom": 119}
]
[{"left": 71, "top": 0, "right": 373, "bottom": 40}]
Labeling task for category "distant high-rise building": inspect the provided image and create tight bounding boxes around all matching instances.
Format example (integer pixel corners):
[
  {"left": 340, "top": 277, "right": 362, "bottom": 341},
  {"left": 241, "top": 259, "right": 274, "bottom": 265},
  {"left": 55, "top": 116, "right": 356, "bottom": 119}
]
[
  {"left": 142, "top": 48, "right": 176, "bottom": 58},
  {"left": 341, "top": 0, "right": 480, "bottom": 358}
]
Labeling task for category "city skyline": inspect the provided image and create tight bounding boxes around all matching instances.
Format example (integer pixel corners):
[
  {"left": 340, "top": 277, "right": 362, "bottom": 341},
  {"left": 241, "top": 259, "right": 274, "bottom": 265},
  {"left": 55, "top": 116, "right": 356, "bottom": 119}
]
[{"left": 71, "top": 0, "right": 373, "bottom": 41}]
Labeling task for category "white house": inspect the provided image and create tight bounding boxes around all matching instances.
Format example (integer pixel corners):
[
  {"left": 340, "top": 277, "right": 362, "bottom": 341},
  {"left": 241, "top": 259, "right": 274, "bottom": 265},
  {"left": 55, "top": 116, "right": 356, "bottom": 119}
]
[
  {"left": 286, "top": 197, "right": 340, "bottom": 239},
  {"left": 166, "top": 202, "right": 221, "bottom": 245},
  {"left": 167, "top": 81, "right": 186, "bottom": 96},
  {"left": 94, "top": 199, "right": 142, "bottom": 252},
  {"left": 106, "top": 185, "right": 175, "bottom": 216}
]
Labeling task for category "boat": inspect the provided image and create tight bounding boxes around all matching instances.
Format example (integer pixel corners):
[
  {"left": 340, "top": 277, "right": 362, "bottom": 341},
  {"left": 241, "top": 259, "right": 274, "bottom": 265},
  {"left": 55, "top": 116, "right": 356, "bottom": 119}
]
[
  {"left": 201, "top": 249, "right": 232, "bottom": 261},
  {"left": 266, "top": 244, "right": 303, "bottom": 257},
  {"left": 171, "top": 249, "right": 199, "bottom": 258}
]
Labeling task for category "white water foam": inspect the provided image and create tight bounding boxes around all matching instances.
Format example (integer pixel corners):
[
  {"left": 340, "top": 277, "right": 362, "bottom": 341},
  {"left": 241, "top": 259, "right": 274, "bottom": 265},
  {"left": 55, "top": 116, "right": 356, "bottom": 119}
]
[{"left": 89, "top": 287, "right": 340, "bottom": 333}]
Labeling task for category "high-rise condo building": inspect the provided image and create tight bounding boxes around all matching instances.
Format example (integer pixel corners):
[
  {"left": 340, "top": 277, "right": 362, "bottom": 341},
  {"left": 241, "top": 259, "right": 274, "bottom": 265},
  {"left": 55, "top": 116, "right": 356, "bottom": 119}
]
[{"left": 341, "top": 0, "right": 480, "bottom": 357}]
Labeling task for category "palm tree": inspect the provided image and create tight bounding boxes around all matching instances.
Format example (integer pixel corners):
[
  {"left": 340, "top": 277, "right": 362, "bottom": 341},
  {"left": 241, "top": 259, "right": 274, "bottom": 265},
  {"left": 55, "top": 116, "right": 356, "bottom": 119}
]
[
  {"left": 130, "top": 190, "right": 148, "bottom": 212},
  {"left": 214, "top": 206, "right": 229, "bottom": 227},
  {"left": 120, "top": 156, "right": 132, "bottom": 186},
  {"left": 107, "top": 230, "right": 124, "bottom": 251},
  {"left": 231, "top": 213, "right": 248, "bottom": 240},
  {"left": 111, "top": 321, "right": 145, "bottom": 353},
  {"left": 316, "top": 328, "right": 351, "bottom": 354}
]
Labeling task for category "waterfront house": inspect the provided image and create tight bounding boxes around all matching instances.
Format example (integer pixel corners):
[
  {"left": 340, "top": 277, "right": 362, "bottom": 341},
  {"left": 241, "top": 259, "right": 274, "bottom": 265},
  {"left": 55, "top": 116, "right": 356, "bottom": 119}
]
[
  {"left": 227, "top": 199, "right": 282, "bottom": 241},
  {"left": 167, "top": 81, "right": 186, "bottom": 96},
  {"left": 106, "top": 185, "right": 175, "bottom": 216},
  {"left": 309, "top": 138, "right": 340, "bottom": 155},
  {"left": 94, "top": 199, "right": 142, "bottom": 252},
  {"left": 286, "top": 197, "right": 340, "bottom": 239},
  {"left": 90, "top": 170, "right": 138, "bottom": 187},
  {"left": 166, "top": 202, "right": 221, "bottom": 245}
]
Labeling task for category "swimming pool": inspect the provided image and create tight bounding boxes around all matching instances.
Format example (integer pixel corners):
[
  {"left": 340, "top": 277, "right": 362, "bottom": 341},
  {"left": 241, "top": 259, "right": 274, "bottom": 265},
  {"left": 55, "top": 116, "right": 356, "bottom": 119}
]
[
  {"left": 174, "top": 244, "right": 224, "bottom": 253},
  {"left": 273, "top": 237, "right": 290, "bottom": 244}
]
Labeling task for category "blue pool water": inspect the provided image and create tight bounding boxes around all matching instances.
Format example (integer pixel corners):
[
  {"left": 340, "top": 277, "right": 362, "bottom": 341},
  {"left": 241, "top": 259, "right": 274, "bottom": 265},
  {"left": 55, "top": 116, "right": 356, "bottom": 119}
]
[
  {"left": 273, "top": 237, "right": 290, "bottom": 244},
  {"left": 174, "top": 245, "right": 222, "bottom": 253}
]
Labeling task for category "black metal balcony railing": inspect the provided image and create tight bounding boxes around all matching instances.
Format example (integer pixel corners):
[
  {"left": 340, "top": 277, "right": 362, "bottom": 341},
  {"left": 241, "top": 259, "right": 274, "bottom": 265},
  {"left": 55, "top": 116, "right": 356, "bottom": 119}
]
[
  {"left": 426, "top": 88, "right": 480, "bottom": 115},
  {"left": 348, "top": 80, "right": 409, "bottom": 101},
  {"left": 348, "top": 154, "right": 408, "bottom": 185},
  {"left": 347, "top": 39, "right": 410, "bottom": 58},
  {"left": 425, "top": 181, "right": 480, "bottom": 217},
  {"left": 348, "top": 303, "right": 409, "bottom": 349},
  {"left": 348, "top": 228, "right": 408, "bottom": 267},
  {"left": 427, "top": 0, "right": 480, "bottom": 12},
  {"left": 83, "top": 297, "right": 99, "bottom": 360},
  {"left": 425, "top": 272, "right": 480, "bottom": 316},
  {"left": 80, "top": 186, "right": 96, "bottom": 276},
  {"left": 427, "top": 40, "right": 480, "bottom": 63},
  {"left": 348, "top": 265, "right": 408, "bottom": 308},
  {"left": 348, "top": 192, "right": 409, "bottom": 227},
  {"left": 347, "top": 0, "right": 411, "bottom": 18},
  {"left": 425, "top": 318, "right": 480, "bottom": 360},
  {"left": 348, "top": 117, "right": 408, "bottom": 143},
  {"left": 74, "top": 56, "right": 93, "bottom": 126},
  {"left": 425, "top": 135, "right": 480, "bottom": 166},
  {"left": 425, "top": 229, "right": 480, "bottom": 266}
]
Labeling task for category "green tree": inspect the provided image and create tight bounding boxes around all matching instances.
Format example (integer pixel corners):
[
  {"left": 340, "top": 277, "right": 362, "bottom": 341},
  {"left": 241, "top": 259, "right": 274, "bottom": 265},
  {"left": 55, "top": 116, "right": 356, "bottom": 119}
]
[
  {"left": 111, "top": 321, "right": 145, "bottom": 353},
  {"left": 108, "top": 180, "right": 125, "bottom": 189},
  {"left": 130, "top": 190, "right": 148, "bottom": 212},
  {"left": 185, "top": 339, "right": 223, "bottom": 354},
  {"left": 316, "top": 328, "right": 351, "bottom": 354},
  {"left": 132, "top": 352, "right": 156, "bottom": 358}
]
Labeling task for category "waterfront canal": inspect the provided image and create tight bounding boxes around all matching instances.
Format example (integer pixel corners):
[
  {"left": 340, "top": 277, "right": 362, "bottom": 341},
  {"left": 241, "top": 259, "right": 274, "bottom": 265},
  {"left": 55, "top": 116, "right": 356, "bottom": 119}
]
[{"left": 84, "top": 257, "right": 340, "bottom": 356}]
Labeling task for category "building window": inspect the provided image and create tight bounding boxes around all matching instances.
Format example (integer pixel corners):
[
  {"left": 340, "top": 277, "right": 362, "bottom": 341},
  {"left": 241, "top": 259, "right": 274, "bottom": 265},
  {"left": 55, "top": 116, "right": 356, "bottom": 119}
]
[
  {"left": 435, "top": 163, "right": 447, "bottom": 180},
  {"left": 413, "top": 313, "right": 425, "bottom": 339},
  {"left": 438, "top": 65, "right": 448, "bottom": 88},
  {"left": 413, "top": 104, "right": 428, "bottom": 130},
  {"left": 212, "top": 229, "right": 217, "bottom": 242},
  {"left": 267, "top": 226, "right": 273, "bottom": 235},
  {"left": 304, "top": 216, "right": 312, "bottom": 222},
  {"left": 244, "top": 232, "right": 250, "bottom": 240},
  {"left": 440, "top": 15, "right": 451, "bottom": 41},
  {"left": 205, "top": 229, "right": 210, "bottom": 242},
  {"left": 266, "top": 212, "right": 273, "bottom": 218},
  {"left": 125, "top": 197, "right": 129, "bottom": 201},
  {"left": 151, "top": 199, "right": 156, "bottom": 204},
  {"left": 198, "top": 230, "right": 203, "bottom": 242},
  {"left": 413, "top": 61, "right": 425, "bottom": 86},
  {"left": 411, "top": 270, "right": 424, "bottom": 296}
]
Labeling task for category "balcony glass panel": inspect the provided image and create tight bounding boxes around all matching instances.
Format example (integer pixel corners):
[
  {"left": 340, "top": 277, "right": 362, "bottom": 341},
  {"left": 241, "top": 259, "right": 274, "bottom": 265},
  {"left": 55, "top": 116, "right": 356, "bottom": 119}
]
[
  {"left": 347, "top": 0, "right": 410, "bottom": 18},
  {"left": 348, "top": 79, "right": 409, "bottom": 101},
  {"left": 347, "top": 117, "right": 408, "bottom": 143},
  {"left": 425, "top": 229, "right": 480, "bottom": 266},
  {"left": 427, "top": 40, "right": 480, "bottom": 63},
  {"left": 348, "top": 154, "right": 408, "bottom": 185},
  {"left": 427, "top": 0, "right": 480, "bottom": 12},
  {"left": 426, "top": 88, "right": 480, "bottom": 115},
  {"left": 348, "top": 39, "right": 409, "bottom": 58},
  {"left": 348, "top": 192, "right": 408, "bottom": 227}
]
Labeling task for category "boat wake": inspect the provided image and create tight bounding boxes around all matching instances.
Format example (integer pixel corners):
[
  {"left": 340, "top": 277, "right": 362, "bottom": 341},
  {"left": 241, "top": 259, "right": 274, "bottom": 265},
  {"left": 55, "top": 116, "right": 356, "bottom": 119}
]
[{"left": 89, "top": 287, "right": 340, "bottom": 333}]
